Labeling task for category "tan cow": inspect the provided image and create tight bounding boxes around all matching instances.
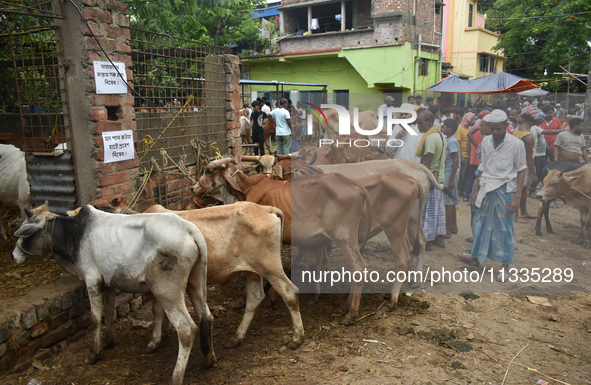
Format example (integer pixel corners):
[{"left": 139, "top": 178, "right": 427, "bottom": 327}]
[
  {"left": 300, "top": 171, "right": 422, "bottom": 309},
  {"left": 81, "top": 197, "right": 304, "bottom": 349},
  {"left": 239, "top": 116, "right": 252, "bottom": 145},
  {"left": 192, "top": 158, "right": 371, "bottom": 325},
  {"left": 292, "top": 159, "right": 451, "bottom": 282},
  {"left": 539, "top": 165, "right": 591, "bottom": 247}
]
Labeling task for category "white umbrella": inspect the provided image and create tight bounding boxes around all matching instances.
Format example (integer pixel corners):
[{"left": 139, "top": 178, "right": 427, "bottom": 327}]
[{"left": 517, "top": 88, "right": 549, "bottom": 96}]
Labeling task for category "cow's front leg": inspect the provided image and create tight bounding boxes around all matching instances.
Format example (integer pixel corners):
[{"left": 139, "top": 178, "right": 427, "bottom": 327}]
[
  {"left": 103, "top": 287, "right": 116, "bottom": 349},
  {"left": 339, "top": 245, "right": 367, "bottom": 326},
  {"left": 85, "top": 283, "right": 104, "bottom": 364},
  {"left": 579, "top": 208, "right": 590, "bottom": 247}
]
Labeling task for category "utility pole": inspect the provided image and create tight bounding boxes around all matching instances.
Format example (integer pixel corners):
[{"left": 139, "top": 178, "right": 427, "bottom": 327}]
[
  {"left": 566, "top": 63, "right": 571, "bottom": 112},
  {"left": 586, "top": 41, "right": 591, "bottom": 132}
]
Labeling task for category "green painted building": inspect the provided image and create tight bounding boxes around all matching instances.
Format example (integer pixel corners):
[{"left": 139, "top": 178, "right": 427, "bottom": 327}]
[{"left": 241, "top": 0, "right": 444, "bottom": 109}]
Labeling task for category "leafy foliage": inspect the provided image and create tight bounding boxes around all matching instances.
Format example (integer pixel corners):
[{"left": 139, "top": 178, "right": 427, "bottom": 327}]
[
  {"left": 486, "top": 0, "right": 591, "bottom": 89},
  {"left": 125, "top": 0, "right": 265, "bottom": 47}
]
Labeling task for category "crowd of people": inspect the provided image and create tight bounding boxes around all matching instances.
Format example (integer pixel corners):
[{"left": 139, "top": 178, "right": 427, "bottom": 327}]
[{"left": 383, "top": 95, "right": 588, "bottom": 282}]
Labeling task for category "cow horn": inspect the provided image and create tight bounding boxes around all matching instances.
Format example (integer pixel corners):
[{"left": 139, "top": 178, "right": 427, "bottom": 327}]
[{"left": 306, "top": 150, "right": 318, "bottom": 165}]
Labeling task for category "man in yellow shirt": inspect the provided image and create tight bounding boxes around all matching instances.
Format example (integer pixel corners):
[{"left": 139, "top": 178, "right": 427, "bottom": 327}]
[{"left": 455, "top": 112, "right": 475, "bottom": 199}]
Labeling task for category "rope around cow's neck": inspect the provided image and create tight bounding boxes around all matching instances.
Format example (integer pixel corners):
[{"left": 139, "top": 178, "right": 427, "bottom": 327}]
[
  {"left": 17, "top": 216, "right": 56, "bottom": 258},
  {"left": 197, "top": 169, "right": 240, "bottom": 205},
  {"left": 567, "top": 184, "right": 591, "bottom": 200}
]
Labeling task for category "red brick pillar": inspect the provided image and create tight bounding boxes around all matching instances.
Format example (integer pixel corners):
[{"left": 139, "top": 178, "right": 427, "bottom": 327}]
[
  {"left": 224, "top": 54, "right": 242, "bottom": 161},
  {"left": 82, "top": 0, "right": 138, "bottom": 199}
]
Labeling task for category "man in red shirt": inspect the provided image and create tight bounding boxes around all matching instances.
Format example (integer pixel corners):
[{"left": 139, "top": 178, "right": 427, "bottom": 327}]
[{"left": 540, "top": 104, "right": 561, "bottom": 162}]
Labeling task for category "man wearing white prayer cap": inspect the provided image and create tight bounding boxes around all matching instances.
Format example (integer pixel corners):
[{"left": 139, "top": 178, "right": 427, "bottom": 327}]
[{"left": 456, "top": 109, "right": 526, "bottom": 282}]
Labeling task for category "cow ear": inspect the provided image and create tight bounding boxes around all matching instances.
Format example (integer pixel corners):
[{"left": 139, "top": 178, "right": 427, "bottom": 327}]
[
  {"left": 14, "top": 221, "right": 43, "bottom": 238},
  {"left": 111, "top": 196, "right": 120, "bottom": 205},
  {"left": 222, "top": 172, "right": 246, "bottom": 201},
  {"left": 273, "top": 164, "right": 283, "bottom": 179},
  {"left": 565, "top": 175, "right": 580, "bottom": 182},
  {"left": 24, "top": 208, "right": 34, "bottom": 218}
]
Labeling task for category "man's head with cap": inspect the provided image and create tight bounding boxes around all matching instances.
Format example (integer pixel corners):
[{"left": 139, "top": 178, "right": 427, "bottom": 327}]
[
  {"left": 483, "top": 109, "right": 509, "bottom": 143},
  {"left": 397, "top": 103, "right": 415, "bottom": 119},
  {"left": 385, "top": 95, "right": 394, "bottom": 106}
]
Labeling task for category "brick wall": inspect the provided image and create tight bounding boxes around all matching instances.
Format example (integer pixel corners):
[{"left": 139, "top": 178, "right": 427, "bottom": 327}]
[
  {"left": 280, "top": 0, "right": 442, "bottom": 54},
  {"left": 0, "top": 275, "right": 146, "bottom": 373}
]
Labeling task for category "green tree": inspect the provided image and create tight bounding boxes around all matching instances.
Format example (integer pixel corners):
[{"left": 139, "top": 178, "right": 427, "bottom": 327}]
[
  {"left": 486, "top": 0, "right": 591, "bottom": 86},
  {"left": 126, "top": 0, "right": 265, "bottom": 47}
]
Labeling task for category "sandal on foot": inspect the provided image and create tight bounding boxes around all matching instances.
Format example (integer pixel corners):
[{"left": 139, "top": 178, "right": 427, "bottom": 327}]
[
  {"left": 457, "top": 252, "right": 479, "bottom": 267},
  {"left": 465, "top": 237, "right": 473, "bottom": 243},
  {"left": 496, "top": 272, "right": 510, "bottom": 283}
]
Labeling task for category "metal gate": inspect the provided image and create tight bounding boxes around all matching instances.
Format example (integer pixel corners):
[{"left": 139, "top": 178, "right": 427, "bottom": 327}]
[
  {"left": 129, "top": 28, "right": 228, "bottom": 174},
  {"left": 1, "top": 3, "right": 76, "bottom": 213}
]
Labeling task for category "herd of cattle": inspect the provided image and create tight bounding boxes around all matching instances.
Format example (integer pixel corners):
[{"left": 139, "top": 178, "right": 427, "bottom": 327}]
[{"left": 3, "top": 135, "right": 591, "bottom": 383}]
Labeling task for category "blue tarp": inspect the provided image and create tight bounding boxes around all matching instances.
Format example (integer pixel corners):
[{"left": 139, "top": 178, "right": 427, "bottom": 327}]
[{"left": 427, "top": 72, "right": 539, "bottom": 94}]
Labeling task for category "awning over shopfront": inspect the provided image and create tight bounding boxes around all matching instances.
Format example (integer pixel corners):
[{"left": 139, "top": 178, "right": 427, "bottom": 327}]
[{"left": 426, "top": 72, "right": 538, "bottom": 93}]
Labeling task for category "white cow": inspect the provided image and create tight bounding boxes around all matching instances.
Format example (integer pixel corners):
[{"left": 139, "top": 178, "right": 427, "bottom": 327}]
[
  {"left": 12, "top": 204, "right": 216, "bottom": 385},
  {"left": 0, "top": 144, "right": 31, "bottom": 239}
]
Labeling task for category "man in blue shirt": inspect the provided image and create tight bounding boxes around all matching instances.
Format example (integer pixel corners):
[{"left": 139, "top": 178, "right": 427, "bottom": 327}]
[{"left": 269, "top": 98, "right": 292, "bottom": 155}]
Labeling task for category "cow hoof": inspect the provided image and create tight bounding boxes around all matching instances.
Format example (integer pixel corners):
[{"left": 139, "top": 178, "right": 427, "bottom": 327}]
[
  {"left": 142, "top": 343, "right": 159, "bottom": 354},
  {"left": 535, "top": 230, "right": 543, "bottom": 236},
  {"left": 408, "top": 281, "right": 421, "bottom": 289},
  {"left": 547, "top": 229, "right": 554, "bottom": 234},
  {"left": 84, "top": 352, "right": 99, "bottom": 364},
  {"left": 104, "top": 339, "right": 115, "bottom": 350},
  {"left": 202, "top": 355, "right": 218, "bottom": 368},
  {"left": 340, "top": 315, "right": 356, "bottom": 326},
  {"left": 223, "top": 339, "right": 241, "bottom": 349},
  {"left": 286, "top": 340, "right": 302, "bottom": 350}
]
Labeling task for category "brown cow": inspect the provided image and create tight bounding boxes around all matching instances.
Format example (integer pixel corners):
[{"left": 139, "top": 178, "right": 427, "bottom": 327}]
[
  {"left": 192, "top": 158, "right": 371, "bottom": 325},
  {"left": 299, "top": 159, "right": 451, "bottom": 283},
  {"left": 539, "top": 165, "right": 591, "bottom": 247},
  {"left": 81, "top": 196, "right": 304, "bottom": 349},
  {"left": 300, "top": 171, "right": 422, "bottom": 309},
  {"left": 262, "top": 116, "right": 276, "bottom": 153}
]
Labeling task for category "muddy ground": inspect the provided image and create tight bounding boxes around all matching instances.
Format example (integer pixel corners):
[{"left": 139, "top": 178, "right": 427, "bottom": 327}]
[{"left": 1, "top": 192, "right": 591, "bottom": 385}]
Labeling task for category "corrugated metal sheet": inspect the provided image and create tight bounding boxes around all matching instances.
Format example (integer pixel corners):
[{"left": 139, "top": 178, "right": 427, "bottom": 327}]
[{"left": 27, "top": 152, "right": 76, "bottom": 214}]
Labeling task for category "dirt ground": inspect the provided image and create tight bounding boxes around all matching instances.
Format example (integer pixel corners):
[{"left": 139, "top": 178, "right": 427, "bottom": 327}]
[{"left": 1, "top": 187, "right": 591, "bottom": 384}]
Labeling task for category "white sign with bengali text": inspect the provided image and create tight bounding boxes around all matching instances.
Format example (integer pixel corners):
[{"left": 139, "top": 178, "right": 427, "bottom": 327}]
[
  {"left": 93, "top": 61, "right": 127, "bottom": 94},
  {"left": 102, "top": 130, "right": 134, "bottom": 163}
]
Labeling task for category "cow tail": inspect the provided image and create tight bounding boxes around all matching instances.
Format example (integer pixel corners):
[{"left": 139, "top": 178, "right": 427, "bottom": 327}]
[
  {"left": 356, "top": 183, "right": 372, "bottom": 253},
  {"left": 193, "top": 229, "right": 212, "bottom": 357},
  {"left": 420, "top": 164, "right": 455, "bottom": 200},
  {"left": 411, "top": 183, "right": 424, "bottom": 256}
]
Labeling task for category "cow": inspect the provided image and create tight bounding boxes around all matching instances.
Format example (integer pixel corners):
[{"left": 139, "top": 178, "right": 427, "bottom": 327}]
[
  {"left": 535, "top": 161, "right": 585, "bottom": 236},
  {"left": 539, "top": 164, "right": 591, "bottom": 247},
  {"left": 77, "top": 196, "right": 304, "bottom": 349},
  {"left": 12, "top": 204, "right": 215, "bottom": 385},
  {"left": 300, "top": 171, "right": 422, "bottom": 309},
  {"left": 0, "top": 144, "right": 31, "bottom": 239},
  {"left": 295, "top": 159, "right": 451, "bottom": 281},
  {"left": 239, "top": 116, "right": 252, "bottom": 145},
  {"left": 143, "top": 203, "right": 304, "bottom": 349},
  {"left": 262, "top": 116, "right": 276, "bottom": 153},
  {"left": 192, "top": 158, "right": 371, "bottom": 325}
]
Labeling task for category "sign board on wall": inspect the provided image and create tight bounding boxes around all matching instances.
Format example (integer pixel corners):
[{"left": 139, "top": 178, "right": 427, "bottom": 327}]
[
  {"left": 102, "top": 130, "right": 134, "bottom": 163},
  {"left": 93, "top": 61, "right": 127, "bottom": 94}
]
